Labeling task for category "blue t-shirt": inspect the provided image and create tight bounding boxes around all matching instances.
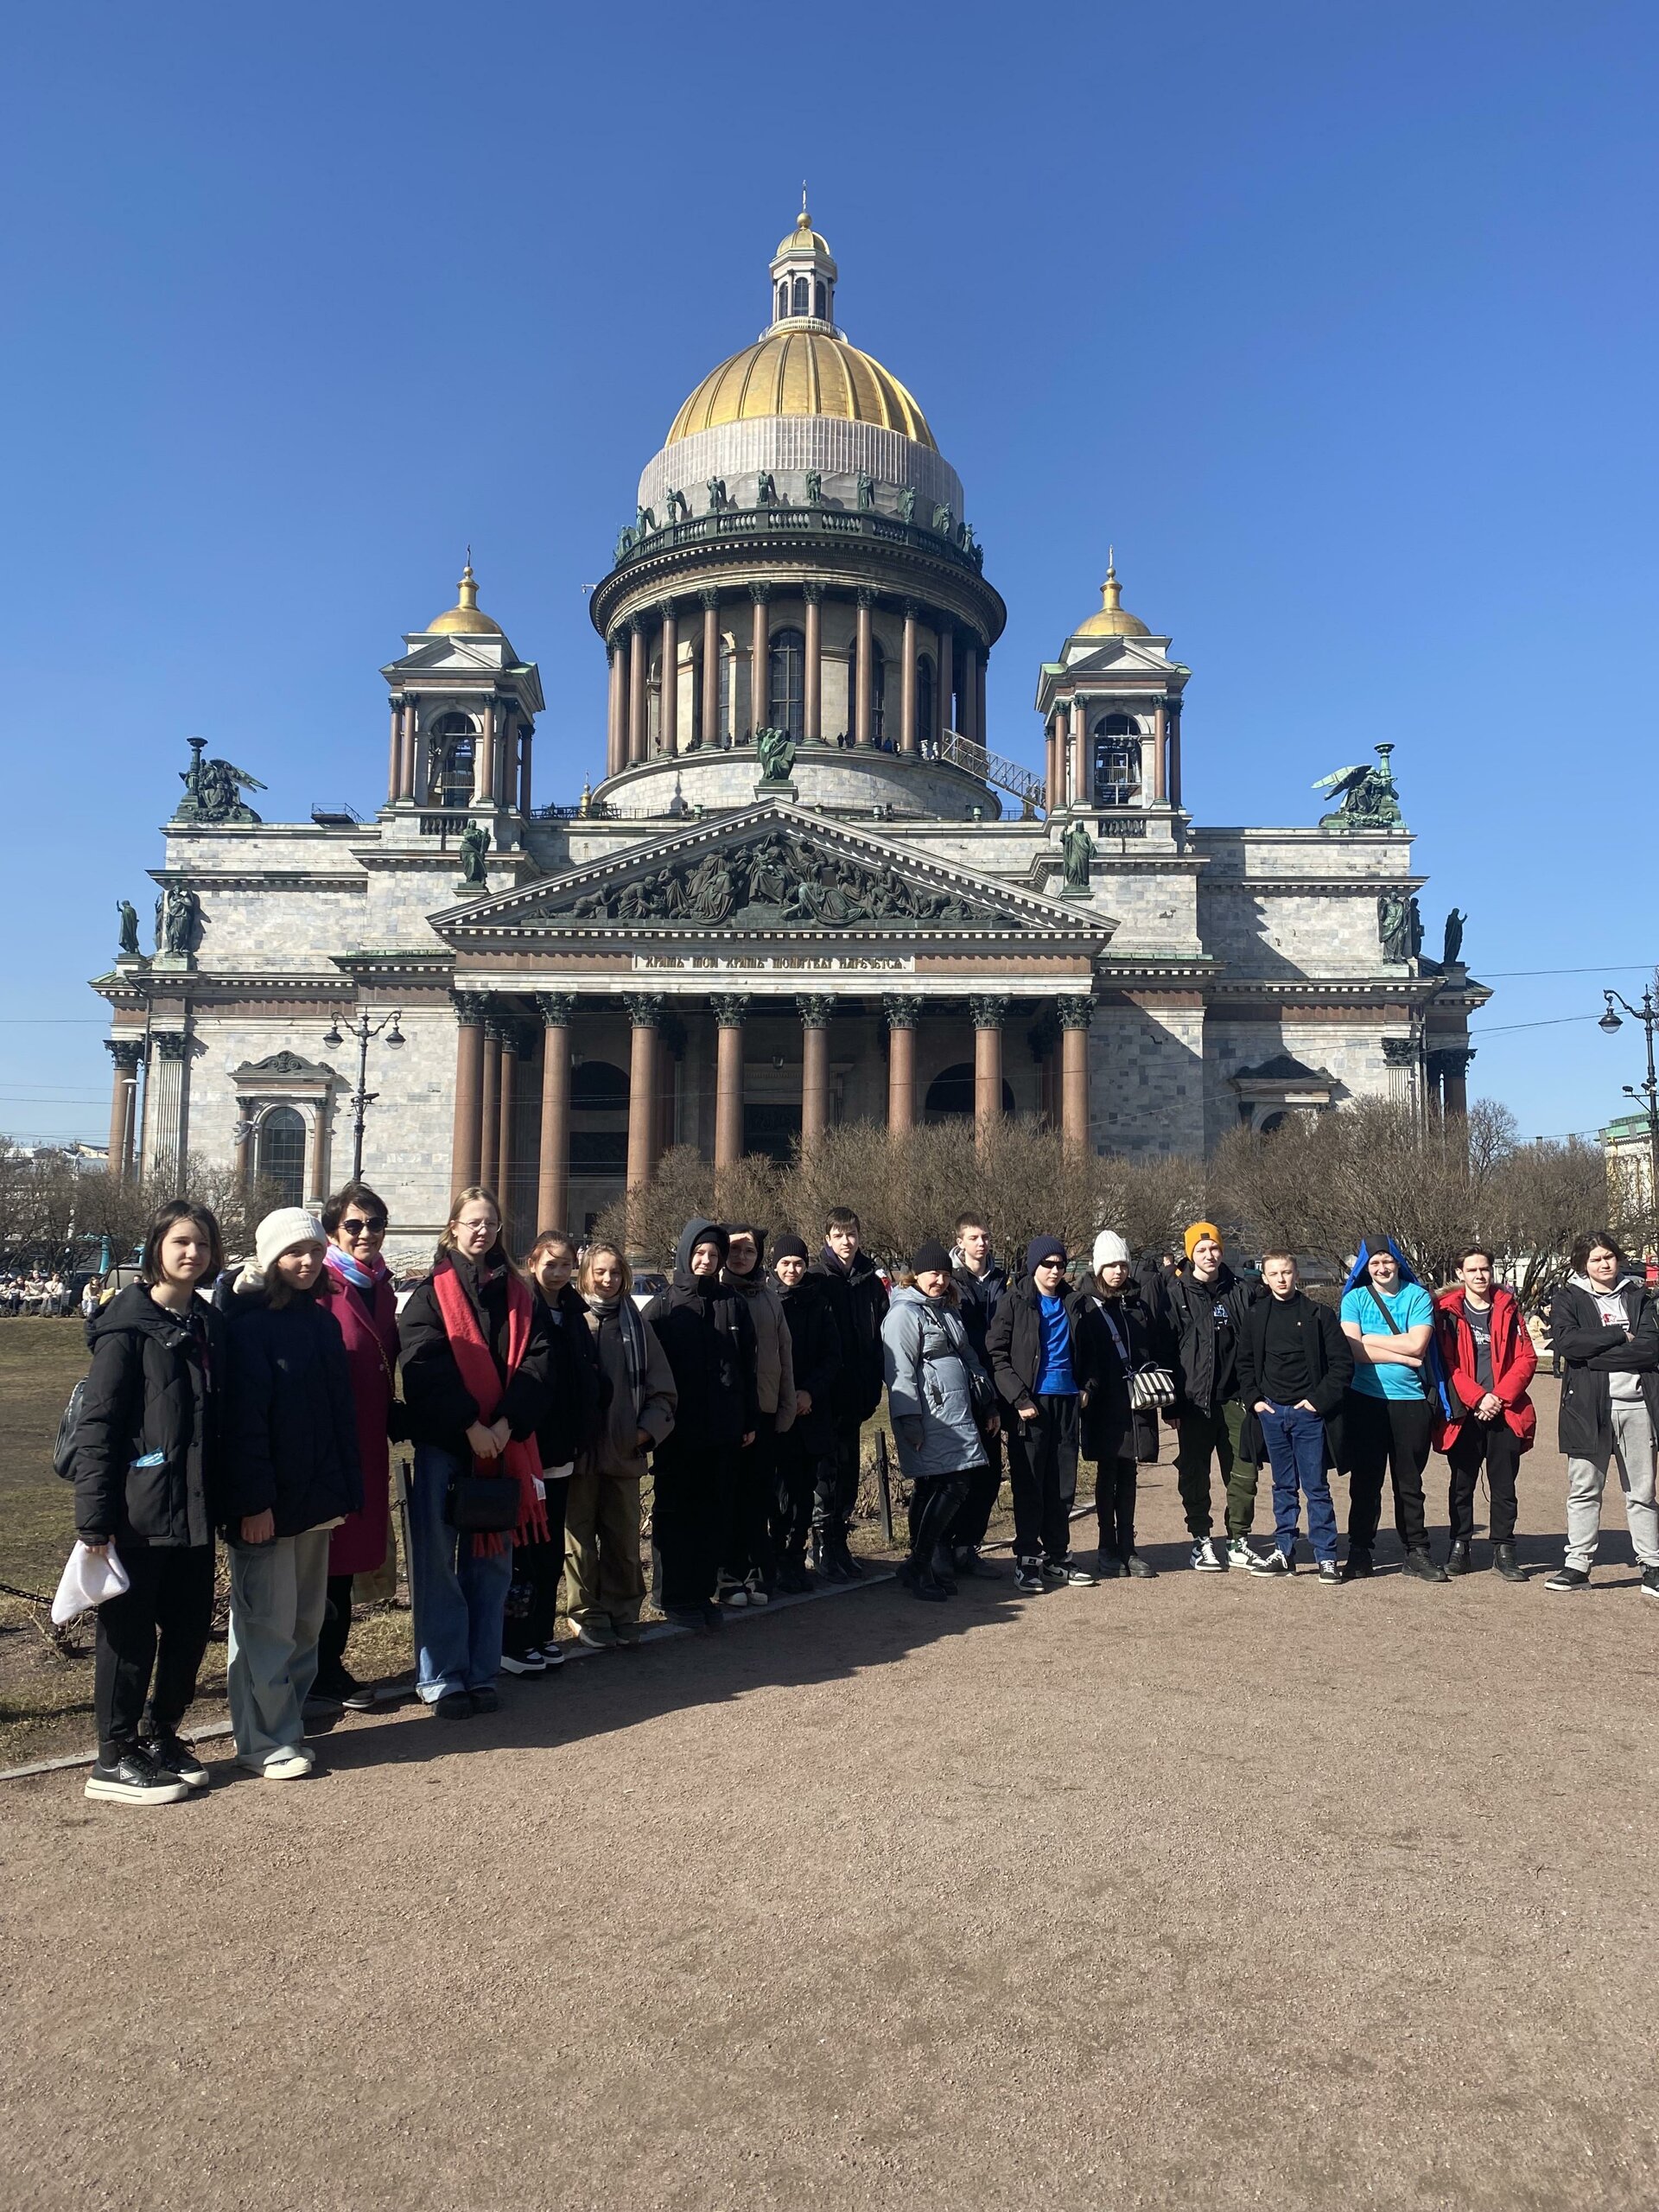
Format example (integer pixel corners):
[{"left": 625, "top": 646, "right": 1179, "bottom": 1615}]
[
  {"left": 1341, "top": 1280, "right": 1433, "bottom": 1399},
  {"left": 1033, "top": 1294, "right": 1077, "bottom": 1395}
]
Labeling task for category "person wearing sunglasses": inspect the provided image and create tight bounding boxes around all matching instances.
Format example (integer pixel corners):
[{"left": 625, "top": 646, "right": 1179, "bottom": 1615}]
[{"left": 314, "top": 1181, "right": 404, "bottom": 1709}]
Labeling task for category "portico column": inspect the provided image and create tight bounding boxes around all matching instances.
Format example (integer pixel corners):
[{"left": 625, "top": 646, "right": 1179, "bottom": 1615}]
[
  {"left": 627, "top": 618, "right": 647, "bottom": 766},
  {"left": 386, "top": 696, "right": 404, "bottom": 807},
  {"left": 938, "top": 626, "right": 955, "bottom": 741},
  {"left": 899, "top": 601, "right": 918, "bottom": 754},
  {"left": 1151, "top": 703, "right": 1168, "bottom": 804},
  {"left": 450, "top": 993, "right": 486, "bottom": 1192},
  {"left": 712, "top": 995, "right": 749, "bottom": 1171},
  {"left": 1442, "top": 1046, "right": 1474, "bottom": 1119},
  {"left": 700, "top": 590, "right": 721, "bottom": 748},
  {"left": 105, "top": 1039, "right": 142, "bottom": 1185},
  {"left": 798, "top": 995, "right": 833, "bottom": 1147},
  {"left": 307, "top": 1096, "right": 330, "bottom": 1209},
  {"left": 960, "top": 639, "right": 980, "bottom": 747},
  {"left": 533, "top": 996, "right": 575, "bottom": 1230},
  {"left": 803, "top": 583, "right": 823, "bottom": 745},
  {"left": 971, "top": 995, "right": 1009, "bottom": 1146},
  {"left": 749, "top": 583, "right": 771, "bottom": 739},
  {"left": 1059, "top": 997, "right": 1093, "bottom": 1157},
  {"left": 607, "top": 638, "right": 624, "bottom": 779},
  {"left": 1068, "top": 698, "right": 1085, "bottom": 807},
  {"left": 884, "top": 996, "right": 918, "bottom": 1132},
  {"left": 473, "top": 699, "right": 496, "bottom": 806},
  {"left": 518, "top": 727, "right": 533, "bottom": 816},
  {"left": 495, "top": 1021, "right": 520, "bottom": 1209},
  {"left": 854, "top": 589, "right": 874, "bottom": 747},
  {"left": 625, "top": 995, "right": 662, "bottom": 1196},
  {"left": 479, "top": 1014, "right": 502, "bottom": 1192},
  {"left": 658, "top": 602, "right": 678, "bottom": 757}
]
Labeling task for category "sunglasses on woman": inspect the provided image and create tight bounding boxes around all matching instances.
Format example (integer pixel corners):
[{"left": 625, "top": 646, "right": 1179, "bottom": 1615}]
[{"left": 341, "top": 1216, "right": 387, "bottom": 1237}]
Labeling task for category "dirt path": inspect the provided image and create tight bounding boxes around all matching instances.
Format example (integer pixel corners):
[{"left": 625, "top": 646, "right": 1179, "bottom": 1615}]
[{"left": 4, "top": 1407, "right": 1658, "bottom": 2210}]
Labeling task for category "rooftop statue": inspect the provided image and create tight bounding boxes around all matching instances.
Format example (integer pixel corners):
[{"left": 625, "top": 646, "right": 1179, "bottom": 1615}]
[
  {"left": 756, "top": 472, "right": 778, "bottom": 506},
  {"left": 155, "top": 884, "right": 202, "bottom": 958},
  {"left": 456, "top": 820, "right": 491, "bottom": 892},
  {"left": 804, "top": 471, "right": 823, "bottom": 505},
  {"left": 706, "top": 478, "right": 728, "bottom": 512},
  {"left": 1443, "top": 906, "right": 1467, "bottom": 966},
  {"left": 755, "top": 727, "right": 796, "bottom": 782},
  {"left": 899, "top": 487, "right": 917, "bottom": 523},
  {"left": 1377, "top": 889, "right": 1413, "bottom": 963},
  {"left": 174, "top": 734, "right": 264, "bottom": 824},
  {"left": 116, "top": 899, "right": 141, "bottom": 957},
  {"left": 1061, "top": 818, "right": 1095, "bottom": 889},
  {"left": 856, "top": 472, "right": 874, "bottom": 512},
  {"left": 1313, "top": 743, "right": 1403, "bottom": 832}
]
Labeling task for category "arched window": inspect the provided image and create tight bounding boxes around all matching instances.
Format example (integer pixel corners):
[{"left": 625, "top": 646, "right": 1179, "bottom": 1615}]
[
  {"left": 1092, "top": 713, "right": 1143, "bottom": 807},
  {"left": 256, "top": 1106, "right": 306, "bottom": 1208},
  {"left": 924, "top": 1064, "right": 1015, "bottom": 1121},
  {"left": 792, "top": 275, "right": 810, "bottom": 315},
  {"left": 428, "top": 712, "right": 476, "bottom": 808},
  {"left": 916, "top": 654, "right": 935, "bottom": 751},
  {"left": 767, "top": 626, "right": 805, "bottom": 740},
  {"left": 570, "top": 1059, "right": 629, "bottom": 1179},
  {"left": 812, "top": 278, "right": 827, "bottom": 320}
]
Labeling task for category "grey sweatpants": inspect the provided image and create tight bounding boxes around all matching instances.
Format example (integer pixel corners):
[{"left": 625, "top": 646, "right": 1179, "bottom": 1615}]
[
  {"left": 227, "top": 1527, "right": 331, "bottom": 1763},
  {"left": 1565, "top": 1399, "right": 1659, "bottom": 1572}
]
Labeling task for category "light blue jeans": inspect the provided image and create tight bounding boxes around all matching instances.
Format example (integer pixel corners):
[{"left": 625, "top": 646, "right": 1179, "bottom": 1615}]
[
  {"left": 408, "top": 1445, "right": 513, "bottom": 1700},
  {"left": 227, "top": 1525, "right": 332, "bottom": 1763}
]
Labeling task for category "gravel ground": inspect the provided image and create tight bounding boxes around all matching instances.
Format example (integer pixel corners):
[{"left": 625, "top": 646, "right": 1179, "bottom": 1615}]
[{"left": 4, "top": 1395, "right": 1658, "bottom": 2212}]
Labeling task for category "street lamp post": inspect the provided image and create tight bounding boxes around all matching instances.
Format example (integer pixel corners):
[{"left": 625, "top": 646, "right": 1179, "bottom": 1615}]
[
  {"left": 321, "top": 1007, "right": 405, "bottom": 1182},
  {"left": 1599, "top": 987, "right": 1659, "bottom": 1229}
]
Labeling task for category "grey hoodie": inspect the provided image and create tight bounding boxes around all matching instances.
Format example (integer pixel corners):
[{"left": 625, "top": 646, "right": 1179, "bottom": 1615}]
[{"left": 1568, "top": 1271, "right": 1644, "bottom": 1401}]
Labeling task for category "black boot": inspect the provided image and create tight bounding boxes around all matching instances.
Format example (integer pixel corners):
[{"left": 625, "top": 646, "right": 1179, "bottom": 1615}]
[
  {"left": 1340, "top": 1548, "right": 1374, "bottom": 1582},
  {"left": 833, "top": 1531, "right": 865, "bottom": 1580},
  {"left": 812, "top": 1529, "right": 850, "bottom": 1584},
  {"left": 927, "top": 1544, "right": 959, "bottom": 1594},
  {"left": 1446, "top": 1538, "right": 1472, "bottom": 1576},
  {"left": 1493, "top": 1541, "right": 1525, "bottom": 1583}
]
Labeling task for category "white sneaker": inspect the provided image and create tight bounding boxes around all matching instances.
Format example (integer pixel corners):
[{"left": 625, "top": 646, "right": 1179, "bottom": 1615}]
[
  {"left": 242, "top": 1747, "right": 314, "bottom": 1782},
  {"left": 717, "top": 1577, "right": 748, "bottom": 1608},
  {"left": 744, "top": 1573, "right": 770, "bottom": 1605},
  {"left": 537, "top": 1642, "right": 565, "bottom": 1667},
  {"left": 1190, "top": 1538, "right": 1225, "bottom": 1572},
  {"left": 1226, "top": 1537, "right": 1262, "bottom": 1570},
  {"left": 499, "top": 1651, "right": 548, "bottom": 1675}
]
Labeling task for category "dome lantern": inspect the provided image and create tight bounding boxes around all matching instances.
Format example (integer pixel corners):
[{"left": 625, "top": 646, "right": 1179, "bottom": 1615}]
[
  {"left": 427, "top": 554, "right": 504, "bottom": 638},
  {"left": 769, "top": 188, "right": 838, "bottom": 329},
  {"left": 1075, "top": 550, "right": 1151, "bottom": 640}
]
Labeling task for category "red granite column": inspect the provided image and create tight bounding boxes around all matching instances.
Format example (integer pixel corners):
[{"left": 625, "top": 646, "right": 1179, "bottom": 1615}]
[
  {"left": 495, "top": 1023, "right": 518, "bottom": 1212},
  {"left": 799, "top": 995, "right": 833, "bottom": 1147},
  {"left": 625, "top": 995, "right": 661, "bottom": 1197},
  {"left": 900, "top": 601, "right": 918, "bottom": 754},
  {"left": 938, "top": 626, "right": 955, "bottom": 742},
  {"left": 803, "top": 583, "right": 823, "bottom": 745},
  {"left": 885, "top": 997, "right": 918, "bottom": 1131},
  {"left": 700, "top": 590, "right": 721, "bottom": 748},
  {"left": 628, "top": 619, "right": 647, "bottom": 766},
  {"left": 1151, "top": 703, "right": 1168, "bottom": 804},
  {"left": 854, "top": 590, "right": 874, "bottom": 747},
  {"left": 1059, "top": 997, "right": 1093, "bottom": 1156},
  {"left": 971, "top": 995, "right": 1008, "bottom": 1147},
  {"left": 749, "top": 584, "right": 771, "bottom": 739},
  {"left": 450, "top": 994, "right": 486, "bottom": 1192},
  {"left": 607, "top": 639, "right": 623, "bottom": 779},
  {"left": 479, "top": 1016, "right": 502, "bottom": 1192},
  {"left": 712, "top": 995, "right": 748, "bottom": 1170},
  {"left": 658, "top": 603, "right": 678, "bottom": 758}
]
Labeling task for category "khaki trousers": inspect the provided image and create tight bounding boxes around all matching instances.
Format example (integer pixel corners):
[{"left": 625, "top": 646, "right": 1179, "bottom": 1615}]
[{"left": 564, "top": 1469, "right": 645, "bottom": 1630}]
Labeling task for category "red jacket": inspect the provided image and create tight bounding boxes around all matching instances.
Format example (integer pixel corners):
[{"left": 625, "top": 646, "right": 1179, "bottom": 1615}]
[
  {"left": 1433, "top": 1286, "right": 1537, "bottom": 1453},
  {"left": 318, "top": 1260, "right": 402, "bottom": 1575}
]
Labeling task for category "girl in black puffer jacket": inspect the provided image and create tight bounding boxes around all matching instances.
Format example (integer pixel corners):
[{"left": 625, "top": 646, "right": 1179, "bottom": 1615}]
[
  {"left": 74, "top": 1199, "right": 228, "bottom": 1807},
  {"left": 218, "top": 1208, "right": 361, "bottom": 1780}
]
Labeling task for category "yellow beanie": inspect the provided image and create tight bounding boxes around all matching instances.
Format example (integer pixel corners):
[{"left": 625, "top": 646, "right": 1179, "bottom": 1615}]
[{"left": 1185, "top": 1220, "right": 1221, "bottom": 1259}]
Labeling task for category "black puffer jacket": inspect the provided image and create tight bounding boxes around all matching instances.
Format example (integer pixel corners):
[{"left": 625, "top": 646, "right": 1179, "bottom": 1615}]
[
  {"left": 73, "top": 1285, "right": 226, "bottom": 1548},
  {"left": 950, "top": 1258, "right": 1008, "bottom": 1369},
  {"left": 643, "top": 1219, "right": 760, "bottom": 1455},
  {"left": 535, "top": 1279, "right": 604, "bottom": 1470},
  {"left": 811, "top": 1245, "right": 889, "bottom": 1423},
  {"left": 774, "top": 1271, "right": 843, "bottom": 1458},
  {"left": 399, "top": 1250, "right": 552, "bottom": 1459},
  {"left": 1164, "top": 1263, "right": 1257, "bottom": 1414},
  {"left": 1078, "top": 1287, "right": 1168, "bottom": 1465},
  {"left": 1548, "top": 1275, "right": 1659, "bottom": 1459},
  {"left": 217, "top": 1280, "right": 363, "bottom": 1541},
  {"left": 987, "top": 1280, "right": 1101, "bottom": 1412}
]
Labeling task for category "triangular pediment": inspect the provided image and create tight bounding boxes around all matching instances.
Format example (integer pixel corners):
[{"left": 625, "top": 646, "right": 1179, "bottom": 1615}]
[{"left": 433, "top": 803, "right": 1109, "bottom": 943}]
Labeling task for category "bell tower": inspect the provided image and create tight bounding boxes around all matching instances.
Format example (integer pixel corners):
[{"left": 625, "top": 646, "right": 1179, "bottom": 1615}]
[{"left": 1033, "top": 554, "right": 1189, "bottom": 816}]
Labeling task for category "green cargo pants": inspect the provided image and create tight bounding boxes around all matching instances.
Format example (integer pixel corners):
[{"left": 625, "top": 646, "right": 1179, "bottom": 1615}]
[{"left": 1173, "top": 1402, "right": 1257, "bottom": 1540}]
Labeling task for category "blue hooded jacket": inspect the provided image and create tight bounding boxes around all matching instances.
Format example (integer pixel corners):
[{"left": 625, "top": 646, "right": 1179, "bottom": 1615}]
[{"left": 1340, "top": 1238, "right": 1455, "bottom": 1417}]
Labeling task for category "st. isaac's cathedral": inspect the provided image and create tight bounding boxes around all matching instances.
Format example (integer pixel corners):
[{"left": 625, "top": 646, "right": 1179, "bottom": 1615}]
[{"left": 93, "top": 207, "right": 1486, "bottom": 1247}]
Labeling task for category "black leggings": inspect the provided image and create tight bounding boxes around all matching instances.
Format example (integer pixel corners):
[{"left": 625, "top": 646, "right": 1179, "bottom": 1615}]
[
  {"left": 92, "top": 1542, "right": 215, "bottom": 1759},
  {"left": 909, "top": 1472, "right": 971, "bottom": 1572}
]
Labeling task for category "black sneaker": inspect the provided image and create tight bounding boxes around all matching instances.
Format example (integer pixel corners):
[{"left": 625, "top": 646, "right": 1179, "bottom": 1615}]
[
  {"left": 85, "top": 1747, "right": 189, "bottom": 1806},
  {"left": 1545, "top": 1565, "right": 1590, "bottom": 1592},
  {"left": 1446, "top": 1540, "right": 1472, "bottom": 1577},
  {"left": 1059, "top": 1558, "right": 1097, "bottom": 1587},
  {"left": 1643, "top": 1567, "right": 1659, "bottom": 1602},
  {"left": 432, "top": 1691, "right": 474, "bottom": 1719},
  {"left": 470, "top": 1686, "right": 500, "bottom": 1715},
  {"left": 314, "top": 1664, "right": 375, "bottom": 1711},
  {"left": 499, "top": 1650, "right": 548, "bottom": 1676},
  {"left": 1340, "top": 1549, "right": 1374, "bottom": 1582},
  {"left": 1248, "top": 1548, "right": 1291, "bottom": 1576},
  {"left": 1317, "top": 1560, "right": 1343, "bottom": 1586},
  {"left": 142, "top": 1729, "right": 210, "bottom": 1789},
  {"left": 1402, "top": 1550, "right": 1449, "bottom": 1584},
  {"left": 1039, "top": 1559, "right": 1070, "bottom": 1586},
  {"left": 1123, "top": 1554, "right": 1158, "bottom": 1580},
  {"left": 1012, "top": 1558, "right": 1046, "bottom": 1593}
]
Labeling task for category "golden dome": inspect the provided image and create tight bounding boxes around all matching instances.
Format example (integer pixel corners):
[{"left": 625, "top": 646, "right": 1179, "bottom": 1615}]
[
  {"left": 1076, "top": 554, "right": 1150, "bottom": 639},
  {"left": 428, "top": 559, "right": 503, "bottom": 637},
  {"left": 667, "top": 327, "right": 937, "bottom": 449}
]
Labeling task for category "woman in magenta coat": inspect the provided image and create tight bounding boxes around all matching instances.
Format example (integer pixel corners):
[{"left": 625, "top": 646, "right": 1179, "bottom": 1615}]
[{"left": 314, "top": 1180, "right": 404, "bottom": 1706}]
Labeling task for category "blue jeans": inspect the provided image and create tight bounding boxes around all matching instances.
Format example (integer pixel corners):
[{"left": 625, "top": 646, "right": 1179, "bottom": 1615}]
[
  {"left": 1257, "top": 1404, "right": 1338, "bottom": 1564},
  {"left": 408, "top": 1445, "right": 514, "bottom": 1700}
]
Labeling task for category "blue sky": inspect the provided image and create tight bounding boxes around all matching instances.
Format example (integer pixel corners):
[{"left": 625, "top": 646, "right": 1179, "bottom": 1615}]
[{"left": 3, "top": 1, "right": 1654, "bottom": 1145}]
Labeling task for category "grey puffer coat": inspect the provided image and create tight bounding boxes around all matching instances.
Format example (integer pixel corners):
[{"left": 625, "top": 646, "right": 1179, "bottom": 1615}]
[{"left": 882, "top": 1285, "right": 988, "bottom": 1480}]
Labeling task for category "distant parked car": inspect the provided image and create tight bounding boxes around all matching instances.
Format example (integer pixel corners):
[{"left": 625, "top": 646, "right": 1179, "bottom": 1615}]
[{"left": 631, "top": 1269, "right": 669, "bottom": 1312}]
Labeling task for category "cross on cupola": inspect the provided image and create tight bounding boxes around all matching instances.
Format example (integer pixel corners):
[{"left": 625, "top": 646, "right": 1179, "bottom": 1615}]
[{"left": 769, "top": 194, "right": 838, "bottom": 331}]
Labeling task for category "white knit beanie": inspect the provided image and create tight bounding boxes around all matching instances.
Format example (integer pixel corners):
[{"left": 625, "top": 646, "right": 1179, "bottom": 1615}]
[
  {"left": 1092, "top": 1229, "right": 1133, "bottom": 1274},
  {"left": 254, "top": 1206, "right": 327, "bottom": 1278}
]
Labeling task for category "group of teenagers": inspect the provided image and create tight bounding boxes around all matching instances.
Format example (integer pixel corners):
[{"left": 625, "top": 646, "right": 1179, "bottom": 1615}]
[{"left": 67, "top": 1181, "right": 1659, "bottom": 1808}]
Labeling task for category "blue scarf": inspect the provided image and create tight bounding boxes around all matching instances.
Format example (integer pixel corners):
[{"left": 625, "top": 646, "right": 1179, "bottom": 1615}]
[{"left": 324, "top": 1245, "right": 387, "bottom": 1294}]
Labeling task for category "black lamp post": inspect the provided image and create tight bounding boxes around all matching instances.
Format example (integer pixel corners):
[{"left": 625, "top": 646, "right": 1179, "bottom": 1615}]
[
  {"left": 1599, "top": 987, "right": 1659, "bottom": 1225},
  {"left": 321, "top": 1008, "right": 404, "bottom": 1181}
]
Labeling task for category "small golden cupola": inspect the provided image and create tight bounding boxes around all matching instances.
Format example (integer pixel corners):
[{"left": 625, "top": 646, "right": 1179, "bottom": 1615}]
[
  {"left": 770, "top": 189, "right": 839, "bottom": 327},
  {"left": 427, "top": 556, "right": 504, "bottom": 638},
  {"left": 1075, "top": 551, "right": 1152, "bottom": 639}
]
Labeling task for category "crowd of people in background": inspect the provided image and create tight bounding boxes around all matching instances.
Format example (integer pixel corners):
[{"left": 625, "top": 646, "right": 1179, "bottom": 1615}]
[
  {"left": 60, "top": 1182, "right": 1659, "bottom": 1808},
  {"left": 0, "top": 1270, "right": 78, "bottom": 1317}
]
